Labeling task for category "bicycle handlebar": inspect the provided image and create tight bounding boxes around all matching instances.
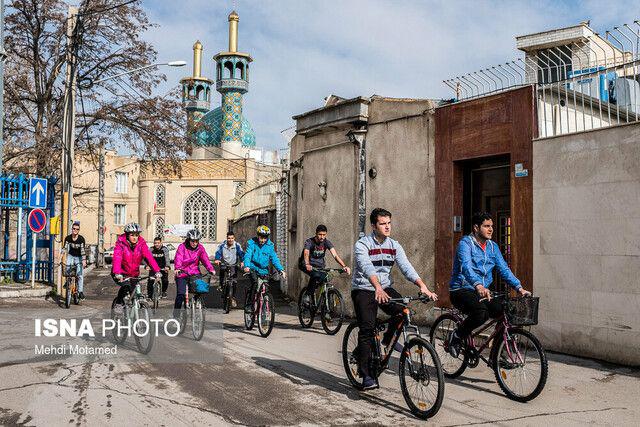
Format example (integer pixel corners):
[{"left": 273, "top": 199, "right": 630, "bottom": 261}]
[
  {"left": 387, "top": 294, "right": 434, "bottom": 306},
  {"left": 311, "top": 267, "right": 347, "bottom": 274}
]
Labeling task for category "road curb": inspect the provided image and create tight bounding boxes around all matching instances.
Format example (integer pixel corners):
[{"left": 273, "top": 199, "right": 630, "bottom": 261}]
[{"left": 0, "top": 285, "right": 52, "bottom": 298}]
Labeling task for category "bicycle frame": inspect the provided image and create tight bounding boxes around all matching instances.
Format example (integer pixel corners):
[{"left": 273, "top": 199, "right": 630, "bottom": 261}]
[
  {"left": 374, "top": 303, "right": 424, "bottom": 374},
  {"left": 447, "top": 308, "right": 523, "bottom": 367}
]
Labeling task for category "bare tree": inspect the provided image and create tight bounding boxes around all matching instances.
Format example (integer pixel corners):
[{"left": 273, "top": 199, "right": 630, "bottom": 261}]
[{"left": 3, "top": 0, "right": 187, "bottom": 177}]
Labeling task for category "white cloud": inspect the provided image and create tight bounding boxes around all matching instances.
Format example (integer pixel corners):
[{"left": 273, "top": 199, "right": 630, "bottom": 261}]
[{"left": 142, "top": 0, "right": 636, "bottom": 150}]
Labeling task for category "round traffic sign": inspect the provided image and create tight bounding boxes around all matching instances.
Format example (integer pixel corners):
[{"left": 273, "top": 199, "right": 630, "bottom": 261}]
[{"left": 28, "top": 208, "right": 47, "bottom": 233}]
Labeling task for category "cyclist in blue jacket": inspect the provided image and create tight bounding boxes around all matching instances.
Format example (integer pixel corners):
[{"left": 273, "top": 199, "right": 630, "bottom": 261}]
[
  {"left": 243, "top": 225, "right": 286, "bottom": 313},
  {"left": 448, "top": 212, "right": 530, "bottom": 357}
]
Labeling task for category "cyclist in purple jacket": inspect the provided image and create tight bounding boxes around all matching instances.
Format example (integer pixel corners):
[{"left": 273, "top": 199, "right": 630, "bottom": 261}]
[{"left": 173, "top": 229, "right": 215, "bottom": 313}]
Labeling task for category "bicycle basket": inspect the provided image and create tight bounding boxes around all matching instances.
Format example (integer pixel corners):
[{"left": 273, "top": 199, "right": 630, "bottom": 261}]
[
  {"left": 505, "top": 297, "right": 539, "bottom": 326},
  {"left": 194, "top": 278, "right": 210, "bottom": 294}
]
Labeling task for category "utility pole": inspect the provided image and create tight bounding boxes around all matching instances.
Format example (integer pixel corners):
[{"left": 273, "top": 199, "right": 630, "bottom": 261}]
[
  {"left": 0, "top": 0, "right": 6, "bottom": 171},
  {"left": 96, "top": 141, "right": 105, "bottom": 267},
  {"left": 59, "top": 6, "right": 78, "bottom": 293}
]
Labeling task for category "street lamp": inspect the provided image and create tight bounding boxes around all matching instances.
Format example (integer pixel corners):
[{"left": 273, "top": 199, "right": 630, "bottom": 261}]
[
  {"left": 69, "top": 59, "right": 186, "bottom": 269},
  {"left": 78, "top": 60, "right": 187, "bottom": 89}
]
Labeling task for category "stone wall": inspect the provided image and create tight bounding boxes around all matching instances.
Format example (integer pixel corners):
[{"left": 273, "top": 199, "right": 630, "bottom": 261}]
[{"left": 533, "top": 122, "right": 640, "bottom": 365}]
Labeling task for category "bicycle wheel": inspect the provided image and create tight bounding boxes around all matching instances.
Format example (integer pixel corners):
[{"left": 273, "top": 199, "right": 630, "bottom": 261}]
[
  {"left": 222, "top": 281, "right": 231, "bottom": 314},
  {"left": 152, "top": 282, "right": 160, "bottom": 312},
  {"left": 178, "top": 299, "right": 188, "bottom": 336},
  {"left": 244, "top": 290, "right": 255, "bottom": 330},
  {"left": 341, "top": 322, "right": 364, "bottom": 390},
  {"left": 134, "top": 301, "right": 155, "bottom": 354},
  {"left": 399, "top": 337, "right": 445, "bottom": 420},
  {"left": 430, "top": 313, "right": 469, "bottom": 378},
  {"left": 64, "top": 280, "right": 71, "bottom": 309},
  {"left": 492, "top": 328, "right": 548, "bottom": 402},
  {"left": 110, "top": 297, "right": 127, "bottom": 344},
  {"left": 320, "top": 288, "right": 344, "bottom": 335},
  {"left": 257, "top": 292, "right": 275, "bottom": 337},
  {"left": 192, "top": 296, "right": 206, "bottom": 341},
  {"left": 297, "top": 286, "right": 314, "bottom": 328}
]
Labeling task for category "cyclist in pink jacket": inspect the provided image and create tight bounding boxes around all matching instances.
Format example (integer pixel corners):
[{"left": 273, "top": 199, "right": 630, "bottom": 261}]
[
  {"left": 111, "top": 223, "right": 161, "bottom": 305},
  {"left": 174, "top": 229, "right": 215, "bottom": 311}
]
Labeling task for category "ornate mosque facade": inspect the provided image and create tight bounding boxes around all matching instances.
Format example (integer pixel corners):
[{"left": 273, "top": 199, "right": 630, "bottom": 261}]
[{"left": 73, "top": 11, "right": 282, "bottom": 251}]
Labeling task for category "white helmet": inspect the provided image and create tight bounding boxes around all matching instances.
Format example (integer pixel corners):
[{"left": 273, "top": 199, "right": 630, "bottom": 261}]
[
  {"left": 186, "top": 229, "right": 202, "bottom": 240},
  {"left": 124, "top": 222, "right": 142, "bottom": 234}
]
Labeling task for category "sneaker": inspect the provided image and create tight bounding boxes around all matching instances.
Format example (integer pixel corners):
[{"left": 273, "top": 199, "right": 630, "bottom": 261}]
[
  {"left": 78, "top": 292, "right": 85, "bottom": 300},
  {"left": 361, "top": 376, "right": 378, "bottom": 390},
  {"left": 161, "top": 292, "right": 167, "bottom": 299},
  {"left": 448, "top": 330, "right": 462, "bottom": 358},
  {"left": 244, "top": 304, "right": 253, "bottom": 314},
  {"left": 231, "top": 297, "right": 237, "bottom": 308}
]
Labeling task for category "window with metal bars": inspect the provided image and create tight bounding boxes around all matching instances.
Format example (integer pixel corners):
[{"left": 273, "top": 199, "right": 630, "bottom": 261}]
[{"left": 183, "top": 189, "right": 217, "bottom": 240}]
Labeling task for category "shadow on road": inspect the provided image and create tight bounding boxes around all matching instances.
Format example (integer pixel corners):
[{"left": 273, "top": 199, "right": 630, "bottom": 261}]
[{"left": 252, "top": 356, "right": 415, "bottom": 418}]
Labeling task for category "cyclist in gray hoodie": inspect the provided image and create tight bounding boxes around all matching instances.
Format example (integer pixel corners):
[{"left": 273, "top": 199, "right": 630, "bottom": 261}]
[{"left": 351, "top": 208, "right": 438, "bottom": 390}]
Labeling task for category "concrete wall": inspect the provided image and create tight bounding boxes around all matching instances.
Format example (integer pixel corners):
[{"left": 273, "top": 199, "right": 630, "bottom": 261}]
[
  {"left": 533, "top": 122, "right": 640, "bottom": 365},
  {"left": 366, "top": 98, "right": 437, "bottom": 317},
  {"left": 288, "top": 97, "right": 438, "bottom": 319}
]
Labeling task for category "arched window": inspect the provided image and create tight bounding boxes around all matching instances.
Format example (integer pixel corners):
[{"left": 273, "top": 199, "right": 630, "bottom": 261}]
[
  {"left": 155, "top": 184, "right": 165, "bottom": 209},
  {"left": 217, "top": 63, "right": 222, "bottom": 80},
  {"left": 235, "top": 62, "right": 244, "bottom": 80},
  {"left": 183, "top": 189, "right": 217, "bottom": 240},
  {"left": 155, "top": 216, "right": 165, "bottom": 238},
  {"left": 246, "top": 64, "right": 249, "bottom": 82},
  {"left": 224, "top": 61, "right": 233, "bottom": 78},
  {"left": 195, "top": 85, "right": 204, "bottom": 100}
]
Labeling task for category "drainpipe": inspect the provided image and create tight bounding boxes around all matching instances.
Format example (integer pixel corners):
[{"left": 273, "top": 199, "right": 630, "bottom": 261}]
[{"left": 347, "top": 128, "right": 368, "bottom": 238}]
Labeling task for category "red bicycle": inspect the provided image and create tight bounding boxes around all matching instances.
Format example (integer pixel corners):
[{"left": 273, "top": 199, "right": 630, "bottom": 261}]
[
  {"left": 430, "top": 293, "right": 547, "bottom": 402},
  {"left": 244, "top": 272, "right": 275, "bottom": 337}
]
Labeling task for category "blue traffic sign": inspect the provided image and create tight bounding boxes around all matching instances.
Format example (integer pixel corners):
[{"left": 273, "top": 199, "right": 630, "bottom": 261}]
[
  {"left": 28, "top": 208, "right": 47, "bottom": 233},
  {"left": 29, "top": 177, "right": 47, "bottom": 209}
]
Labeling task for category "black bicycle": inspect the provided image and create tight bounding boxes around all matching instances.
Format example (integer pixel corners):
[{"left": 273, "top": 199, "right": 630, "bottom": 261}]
[
  {"left": 219, "top": 262, "right": 239, "bottom": 314},
  {"left": 342, "top": 294, "right": 445, "bottom": 420},
  {"left": 297, "top": 268, "right": 346, "bottom": 335}
]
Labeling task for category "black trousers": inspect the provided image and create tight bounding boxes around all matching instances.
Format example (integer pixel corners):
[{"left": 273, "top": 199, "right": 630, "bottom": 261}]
[
  {"left": 302, "top": 269, "right": 328, "bottom": 296},
  {"left": 147, "top": 270, "right": 169, "bottom": 298},
  {"left": 450, "top": 289, "right": 504, "bottom": 338},
  {"left": 351, "top": 287, "right": 403, "bottom": 378}
]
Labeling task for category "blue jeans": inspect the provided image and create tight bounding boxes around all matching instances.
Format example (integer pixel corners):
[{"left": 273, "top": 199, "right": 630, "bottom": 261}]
[{"left": 65, "top": 255, "right": 84, "bottom": 293}]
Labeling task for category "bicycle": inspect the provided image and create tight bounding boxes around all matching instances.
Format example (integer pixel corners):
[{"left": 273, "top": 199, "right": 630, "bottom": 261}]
[
  {"left": 110, "top": 276, "right": 155, "bottom": 354},
  {"left": 176, "top": 272, "right": 212, "bottom": 341},
  {"left": 147, "top": 273, "right": 163, "bottom": 313},
  {"left": 62, "top": 264, "right": 79, "bottom": 309},
  {"left": 342, "top": 294, "right": 445, "bottom": 420},
  {"left": 219, "top": 262, "right": 239, "bottom": 314},
  {"left": 244, "top": 271, "right": 275, "bottom": 337},
  {"left": 297, "top": 268, "right": 346, "bottom": 335},
  {"left": 430, "top": 292, "right": 547, "bottom": 402}
]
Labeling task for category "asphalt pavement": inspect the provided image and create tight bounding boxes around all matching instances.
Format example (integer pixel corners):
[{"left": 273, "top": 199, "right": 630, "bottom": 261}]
[{"left": 0, "top": 267, "right": 638, "bottom": 426}]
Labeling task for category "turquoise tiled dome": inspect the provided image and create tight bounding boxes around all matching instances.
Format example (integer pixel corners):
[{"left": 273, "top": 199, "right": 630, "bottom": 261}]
[{"left": 193, "top": 107, "right": 256, "bottom": 148}]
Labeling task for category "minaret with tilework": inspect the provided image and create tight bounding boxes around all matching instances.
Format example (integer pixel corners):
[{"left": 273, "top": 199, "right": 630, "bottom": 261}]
[
  {"left": 180, "top": 41, "right": 213, "bottom": 151},
  {"left": 214, "top": 10, "right": 252, "bottom": 159}
]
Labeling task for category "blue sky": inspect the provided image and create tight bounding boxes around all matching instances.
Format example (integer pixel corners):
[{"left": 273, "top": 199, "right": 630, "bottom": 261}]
[{"left": 142, "top": 0, "right": 635, "bottom": 150}]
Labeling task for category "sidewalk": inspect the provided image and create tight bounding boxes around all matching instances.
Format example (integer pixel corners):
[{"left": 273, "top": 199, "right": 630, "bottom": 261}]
[{"left": 0, "top": 265, "right": 95, "bottom": 298}]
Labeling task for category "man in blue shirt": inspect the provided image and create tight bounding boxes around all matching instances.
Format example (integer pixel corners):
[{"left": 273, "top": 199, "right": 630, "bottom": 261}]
[{"left": 448, "top": 212, "right": 530, "bottom": 357}]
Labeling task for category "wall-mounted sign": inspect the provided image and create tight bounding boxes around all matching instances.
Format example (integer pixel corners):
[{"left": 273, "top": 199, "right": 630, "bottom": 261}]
[{"left": 515, "top": 163, "right": 529, "bottom": 178}]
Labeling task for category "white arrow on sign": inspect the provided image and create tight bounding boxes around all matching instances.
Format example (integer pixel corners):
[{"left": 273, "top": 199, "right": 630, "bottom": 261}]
[{"left": 32, "top": 181, "right": 45, "bottom": 206}]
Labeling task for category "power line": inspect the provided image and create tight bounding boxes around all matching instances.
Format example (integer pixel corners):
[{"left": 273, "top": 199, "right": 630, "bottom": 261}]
[{"left": 77, "top": 0, "right": 139, "bottom": 17}]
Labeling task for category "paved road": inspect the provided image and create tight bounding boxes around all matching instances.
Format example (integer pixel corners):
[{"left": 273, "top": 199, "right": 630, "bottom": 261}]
[{"left": 0, "top": 268, "right": 638, "bottom": 426}]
